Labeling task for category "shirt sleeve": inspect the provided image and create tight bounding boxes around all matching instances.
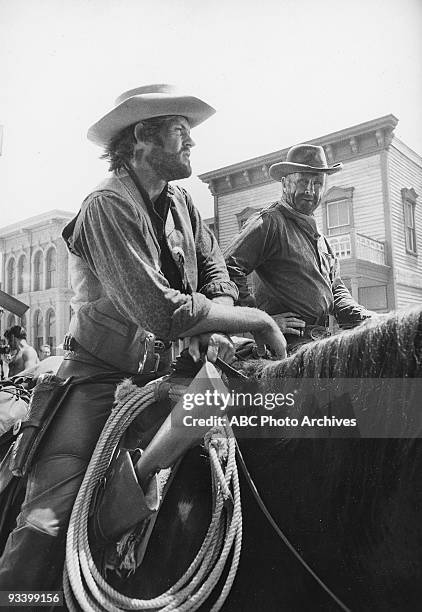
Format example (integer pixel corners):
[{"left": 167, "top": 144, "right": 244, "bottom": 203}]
[
  {"left": 72, "top": 192, "right": 212, "bottom": 340},
  {"left": 183, "top": 190, "right": 238, "bottom": 302},
  {"left": 224, "top": 211, "right": 278, "bottom": 306}
]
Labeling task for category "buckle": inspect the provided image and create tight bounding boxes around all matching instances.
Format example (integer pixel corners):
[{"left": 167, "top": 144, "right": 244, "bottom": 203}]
[{"left": 310, "top": 326, "right": 331, "bottom": 340}]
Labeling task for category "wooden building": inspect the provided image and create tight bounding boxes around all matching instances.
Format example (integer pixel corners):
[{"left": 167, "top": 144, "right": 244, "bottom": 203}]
[{"left": 199, "top": 115, "right": 422, "bottom": 312}]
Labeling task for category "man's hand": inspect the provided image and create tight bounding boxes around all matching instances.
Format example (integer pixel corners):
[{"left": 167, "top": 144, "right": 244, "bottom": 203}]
[
  {"left": 188, "top": 333, "right": 235, "bottom": 364},
  {"left": 253, "top": 321, "right": 287, "bottom": 360},
  {"left": 272, "top": 312, "right": 306, "bottom": 336}
]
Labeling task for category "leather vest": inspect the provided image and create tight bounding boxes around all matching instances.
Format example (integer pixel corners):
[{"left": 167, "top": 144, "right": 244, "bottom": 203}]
[{"left": 66, "top": 173, "right": 198, "bottom": 373}]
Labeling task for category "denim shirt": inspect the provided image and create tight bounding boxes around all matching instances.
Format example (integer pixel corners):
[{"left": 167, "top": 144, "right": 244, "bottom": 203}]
[
  {"left": 63, "top": 171, "right": 238, "bottom": 371},
  {"left": 224, "top": 200, "right": 371, "bottom": 327}
]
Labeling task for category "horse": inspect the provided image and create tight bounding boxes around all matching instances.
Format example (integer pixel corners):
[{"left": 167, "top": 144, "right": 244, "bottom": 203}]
[
  {"left": 2, "top": 308, "right": 422, "bottom": 610},
  {"left": 102, "top": 306, "right": 422, "bottom": 611}
]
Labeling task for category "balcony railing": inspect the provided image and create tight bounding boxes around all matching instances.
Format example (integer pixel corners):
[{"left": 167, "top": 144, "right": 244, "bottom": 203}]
[{"left": 328, "top": 231, "right": 386, "bottom": 265}]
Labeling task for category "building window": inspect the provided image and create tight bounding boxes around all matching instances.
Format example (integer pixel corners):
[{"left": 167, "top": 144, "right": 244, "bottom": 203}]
[
  {"left": 46, "top": 247, "right": 57, "bottom": 289},
  {"left": 7, "top": 314, "right": 16, "bottom": 328},
  {"left": 401, "top": 188, "right": 418, "bottom": 255},
  {"left": 33, "top": 310, "right": 44, "bottom": 355},
  {"left": 404, "top": 201, "right": 416, "bottom": 253},
  {"left": 46, "top": 309, "right": 56, "bottom": 354},
  {"left": 7, "top": 258, "right": 16, "bottom": 295},
  {"left": 33, "top": 251, "right": 43, "bottom": 291},
  {"left": 358, "top": 286, "right": 388, "bottom": 311},
  {"left": 327, "top": 200, "right": 350, "bottom": 229},
  {"left": 322, "top": 186, "right": 354, "bottom": 237},
  {"left": 17, "top": 255, "right": 26, "bottom": 294}
]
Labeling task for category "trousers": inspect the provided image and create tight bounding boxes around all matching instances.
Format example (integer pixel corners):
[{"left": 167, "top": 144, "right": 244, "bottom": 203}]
[{"left": 0, "top": 349, "right": 131, "bottom": 591}]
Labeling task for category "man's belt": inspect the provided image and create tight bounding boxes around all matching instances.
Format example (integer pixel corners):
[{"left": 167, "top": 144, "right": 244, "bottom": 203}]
[
  {"left": 63, "top": 334, "right": 171, "bottom": 374},
  {"left": 283, "top": 324, "right": 331, "bottom": 344}
]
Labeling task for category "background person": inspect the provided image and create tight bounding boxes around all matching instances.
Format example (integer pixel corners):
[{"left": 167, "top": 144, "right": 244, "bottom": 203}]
[
  {"left": 40, "top": 344, "right": 52, "bottom": 360},
  {"left": 225, "top": 144, "right": 374, "bottom": 353},
  {"left": 3, "top": 325, "right": 39, "bottom": 377}
]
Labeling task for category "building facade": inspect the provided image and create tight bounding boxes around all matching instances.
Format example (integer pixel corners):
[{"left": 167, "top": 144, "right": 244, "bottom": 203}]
[
  {"left": 199, "top": 115, "right": 422, "bottom": 313},
  {"left": 0, "top": 210, "right": 74, "bottom": 355}
]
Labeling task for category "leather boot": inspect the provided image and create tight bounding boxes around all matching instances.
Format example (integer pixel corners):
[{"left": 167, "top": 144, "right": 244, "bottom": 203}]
[{"left": 0, "top": 521, "right": 65, "bottom": 590}]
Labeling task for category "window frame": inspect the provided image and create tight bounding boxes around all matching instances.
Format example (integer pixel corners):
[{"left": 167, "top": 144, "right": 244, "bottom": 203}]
[
  {"left": 46, "top": 247, "right": 57, "bottom": 289},
  {"left": 321, "top": 186, "right": 355, "bottom": 237},
  {"left": 33, "top": 250, "right": 44, "bottom": 291},
  {"left": 326, "top": 199, "right": 350, "bottom": 230},
  {"left": 7, "top": 257, "right": 16, "bottom": 295},
  {"left": 401, "top": 189, "right": 418, "bottom": 256}
]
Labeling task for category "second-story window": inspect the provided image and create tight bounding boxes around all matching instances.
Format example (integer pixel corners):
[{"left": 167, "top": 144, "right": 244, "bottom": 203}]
[
  {"left": 401, "top": 188, "right": 418, "bottom": 255},
  {"left": 327, "top": 199, "right": 350, "bottom": 230},
  {"left": 322, "top": 186, "right": 354, "bottom": 237},
  {"left": 46, "top": 247, "right": 57, "bottom": 289},
  {"left": 17, "top": 255, "right": 26, "bottom": 294},
  {"left": 404, "top": 201, "right": 416, "bottom": 253},
  {"left": 33, "top": 251, "right": 43, "bottom": 291},
  {"left": 7, "top": 258, "right": 16, "bottom": 295}
]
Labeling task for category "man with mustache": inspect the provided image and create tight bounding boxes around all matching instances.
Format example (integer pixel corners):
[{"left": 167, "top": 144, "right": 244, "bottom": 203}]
[
  {"left": 225, "top": 144, "right": 373, "bottom": 353},
  {"left": 0, "top": 84, "right": 286, "bottom": 589}
]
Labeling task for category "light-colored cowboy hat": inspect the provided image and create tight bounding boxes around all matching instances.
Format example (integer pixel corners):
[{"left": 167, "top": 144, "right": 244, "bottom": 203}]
[
  {"left": 87, "top": 84, "right": 216, "bottom": 147},
  {"left": 269, "top": 144, "right": 342, "bottom": 181}
]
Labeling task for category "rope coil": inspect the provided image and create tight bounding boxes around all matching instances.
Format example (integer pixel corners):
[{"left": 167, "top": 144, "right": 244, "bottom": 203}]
[{"left": 64, "top": 378, "right": 242, "bottom": 612}]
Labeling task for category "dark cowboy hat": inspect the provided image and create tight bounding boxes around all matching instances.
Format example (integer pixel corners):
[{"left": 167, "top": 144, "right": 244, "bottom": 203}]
[
  {"left": 88, "top": 84, "right": 216, "bottom": 147},
  {"left": 269, "top": 144, "right": 342, "bottom": 181}
]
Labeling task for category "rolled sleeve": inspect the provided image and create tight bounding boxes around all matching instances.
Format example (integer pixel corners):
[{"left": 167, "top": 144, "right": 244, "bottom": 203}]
[{"left": 73, "top": 193, "right": 212, "bottom": 340}]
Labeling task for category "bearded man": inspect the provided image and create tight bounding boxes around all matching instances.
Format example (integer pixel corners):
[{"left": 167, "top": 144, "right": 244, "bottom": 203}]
[
  {"left": 225, "top": 144, "right": 373, "bottom": 353},
  {"left": 0, "top": 84, "right": 286, "bottom": 589}
]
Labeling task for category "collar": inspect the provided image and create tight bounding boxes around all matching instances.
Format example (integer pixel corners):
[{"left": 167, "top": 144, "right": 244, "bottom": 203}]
[{"left": 278, "top": 198, "right": 321, "bottom": 237}]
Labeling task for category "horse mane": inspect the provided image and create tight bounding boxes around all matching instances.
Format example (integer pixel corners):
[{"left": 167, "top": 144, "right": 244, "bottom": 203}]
[
  {"left": 240, "top": 305, "right": 422, "bottom": 381},
  {"left": 233, "top": 305, "right": 422, "bottom": 443}
]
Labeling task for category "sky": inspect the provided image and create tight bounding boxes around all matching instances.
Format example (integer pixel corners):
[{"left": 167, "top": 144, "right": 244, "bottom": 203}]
[{"left": 1, "top": 0, "right": 422, "bottom": 228}]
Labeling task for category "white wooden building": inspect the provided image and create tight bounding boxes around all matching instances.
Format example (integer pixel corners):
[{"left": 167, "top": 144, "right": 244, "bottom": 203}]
[{"left": 200, "top": 115, "right": 422, "bottom": 312}]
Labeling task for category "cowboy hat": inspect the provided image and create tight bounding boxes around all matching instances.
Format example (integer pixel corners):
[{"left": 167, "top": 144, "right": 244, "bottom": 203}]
[
  {"left": 269, "top": 144, "right": 342, "bottom": 181},
  {"left": 88, "top": 84, "right": 216, "bottom": 147}
]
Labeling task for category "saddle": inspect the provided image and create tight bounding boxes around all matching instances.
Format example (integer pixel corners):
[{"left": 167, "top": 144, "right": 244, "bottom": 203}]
[{"left": 91, "top": 359, "right": 236, "bottom": 545}]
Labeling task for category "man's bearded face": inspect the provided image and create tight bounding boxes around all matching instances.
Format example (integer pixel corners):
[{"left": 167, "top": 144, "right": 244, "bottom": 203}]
[
  {"left": 145, "top": 116, "right": 194, "bottom": 181},
  {"left": 283, "top": 171, "right": 326, "bottom": 215}
]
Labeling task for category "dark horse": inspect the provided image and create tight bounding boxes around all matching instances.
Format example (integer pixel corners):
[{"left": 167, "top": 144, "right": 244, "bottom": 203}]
[{"left": 109, "top": 306, "right": 422, "bottom": 611}]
